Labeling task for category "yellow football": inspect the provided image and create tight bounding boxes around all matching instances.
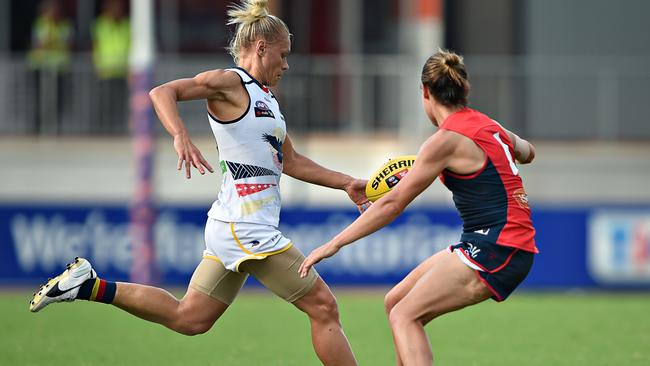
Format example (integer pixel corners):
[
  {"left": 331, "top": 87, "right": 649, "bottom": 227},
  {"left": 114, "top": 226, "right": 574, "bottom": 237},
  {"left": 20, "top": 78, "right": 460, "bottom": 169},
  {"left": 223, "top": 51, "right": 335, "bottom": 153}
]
[{"left": 365, "top": 155, "right": 417, "bottom": 202}]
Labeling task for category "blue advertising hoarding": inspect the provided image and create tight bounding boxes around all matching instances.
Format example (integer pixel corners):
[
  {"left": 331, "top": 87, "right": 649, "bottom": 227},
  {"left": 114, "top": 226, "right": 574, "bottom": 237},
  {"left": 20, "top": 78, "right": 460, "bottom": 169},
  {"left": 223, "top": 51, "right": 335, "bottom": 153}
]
[{"left": 2, "top": 204, "right": 649, "bottom": 289}]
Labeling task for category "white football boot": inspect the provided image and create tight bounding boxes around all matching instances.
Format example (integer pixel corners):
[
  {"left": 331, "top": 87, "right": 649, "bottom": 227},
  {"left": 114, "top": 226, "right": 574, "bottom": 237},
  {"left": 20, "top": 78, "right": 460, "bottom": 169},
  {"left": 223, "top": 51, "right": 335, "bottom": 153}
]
[{"left": 29, "top": 257, "right": 97, "bottom": 312}]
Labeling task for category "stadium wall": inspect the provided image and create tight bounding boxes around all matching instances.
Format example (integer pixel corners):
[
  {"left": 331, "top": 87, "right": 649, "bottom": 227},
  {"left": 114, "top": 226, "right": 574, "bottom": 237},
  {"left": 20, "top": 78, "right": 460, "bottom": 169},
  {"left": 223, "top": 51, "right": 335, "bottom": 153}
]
[{"left": 1, "top": 137, "right": 649, "bottom": 288}]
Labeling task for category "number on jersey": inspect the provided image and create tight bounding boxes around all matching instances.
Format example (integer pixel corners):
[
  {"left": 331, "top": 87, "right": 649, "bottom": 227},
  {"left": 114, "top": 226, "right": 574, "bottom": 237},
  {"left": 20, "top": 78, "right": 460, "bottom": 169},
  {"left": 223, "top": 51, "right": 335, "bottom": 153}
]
[{"left": 493, "top": 132, "right": 519, "bottom": 175}]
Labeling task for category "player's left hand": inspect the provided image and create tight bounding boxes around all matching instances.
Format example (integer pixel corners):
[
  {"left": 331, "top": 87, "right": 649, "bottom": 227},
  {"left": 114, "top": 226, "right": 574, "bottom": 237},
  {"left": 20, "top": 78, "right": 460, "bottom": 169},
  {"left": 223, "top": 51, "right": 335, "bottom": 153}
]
[
  {"left": 299, "top": 242, "right": 340, "bottom": 278},
  {"left": 344, "top": 179, "right": 371, "bottom": 213}
]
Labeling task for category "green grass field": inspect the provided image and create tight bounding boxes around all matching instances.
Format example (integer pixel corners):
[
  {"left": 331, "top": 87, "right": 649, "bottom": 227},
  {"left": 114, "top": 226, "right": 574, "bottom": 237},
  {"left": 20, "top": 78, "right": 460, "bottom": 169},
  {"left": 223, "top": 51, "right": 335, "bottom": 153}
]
[{"left": 2, "top": 289, "right": 649, "bottom": 365}]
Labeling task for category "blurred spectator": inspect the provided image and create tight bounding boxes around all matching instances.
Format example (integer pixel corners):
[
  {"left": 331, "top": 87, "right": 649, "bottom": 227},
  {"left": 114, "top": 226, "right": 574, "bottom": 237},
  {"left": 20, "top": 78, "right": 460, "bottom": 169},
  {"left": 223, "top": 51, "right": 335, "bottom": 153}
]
[
  {"left": 91, "top": 0, "right": 130, "bottom": 134},
  {"left": 27, "top": 0, "right": 72, "bottom": 134}
]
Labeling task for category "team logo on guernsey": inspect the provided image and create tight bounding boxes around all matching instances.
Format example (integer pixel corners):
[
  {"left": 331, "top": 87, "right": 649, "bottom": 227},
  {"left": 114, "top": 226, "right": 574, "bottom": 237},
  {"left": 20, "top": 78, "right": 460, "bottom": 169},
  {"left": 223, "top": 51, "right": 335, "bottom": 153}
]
[
  {"left": 513, "top": 188, "right": 530, "bottom": 209},
  {"left": 254, "top": 101, "right": 275, "bottom": 118}
]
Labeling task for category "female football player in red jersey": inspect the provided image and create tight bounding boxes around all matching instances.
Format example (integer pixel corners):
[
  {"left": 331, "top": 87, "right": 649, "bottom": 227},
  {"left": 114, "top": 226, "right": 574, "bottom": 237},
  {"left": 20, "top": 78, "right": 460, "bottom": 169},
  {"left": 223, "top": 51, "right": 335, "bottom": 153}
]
[{"left": 300, "top": 49, "right": 538, "bottom": 365}]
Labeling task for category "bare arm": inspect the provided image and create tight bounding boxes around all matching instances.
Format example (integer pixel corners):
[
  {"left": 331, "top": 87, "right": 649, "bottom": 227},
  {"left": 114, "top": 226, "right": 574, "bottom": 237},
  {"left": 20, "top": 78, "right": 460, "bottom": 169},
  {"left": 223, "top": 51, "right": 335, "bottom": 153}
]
[
  {"left": 282, "top": 134, "right": 369, "bottom": 209},
  {"left": 282, "top": 134, "right": 355, "bottom": 190},
  {"left": 149, "top": 70, "right": 241, "bottom": 178},
  {"left": 298, "top": 130, "right": 460, "bottom": 277},
  {"left": 491, "top": 120, "right": 535, "bottom": 164},
  {"left": 149, "top": 70, "right": 240, "bottom": 139},
  {"left": 504, "top": 129, "right": 535, "bottom": 164}
]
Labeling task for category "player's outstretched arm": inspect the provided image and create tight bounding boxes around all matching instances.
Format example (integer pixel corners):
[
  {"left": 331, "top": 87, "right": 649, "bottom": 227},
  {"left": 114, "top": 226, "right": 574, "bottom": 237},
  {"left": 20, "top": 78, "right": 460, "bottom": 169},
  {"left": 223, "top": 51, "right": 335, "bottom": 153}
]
[
  {"left": 299, "top": 131, "right": 457, "bottom": 277},
  {"left": 282, "top": 134, "right": 369, "bottom": 210}
]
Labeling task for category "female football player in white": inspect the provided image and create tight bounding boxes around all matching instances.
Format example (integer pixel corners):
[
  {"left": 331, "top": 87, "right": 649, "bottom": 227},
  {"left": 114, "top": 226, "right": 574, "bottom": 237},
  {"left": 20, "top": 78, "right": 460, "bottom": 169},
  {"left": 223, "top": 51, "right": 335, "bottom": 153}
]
[{"left": 30, "top": 1, "right": 364, "bottom": 364}]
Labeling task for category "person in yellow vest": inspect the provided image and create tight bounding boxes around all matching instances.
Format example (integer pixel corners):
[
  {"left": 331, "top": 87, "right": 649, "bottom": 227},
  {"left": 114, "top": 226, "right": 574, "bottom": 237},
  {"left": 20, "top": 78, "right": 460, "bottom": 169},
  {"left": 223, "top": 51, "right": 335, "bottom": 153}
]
[
  {"left": 28, "top": 0, "right": 72, "bottom": 71},
  {"left": 91, "top": 0, "right": 130, "bottom": 134},
  {"left": 27, "top": 0, "right": 73, "bottom": 133}
]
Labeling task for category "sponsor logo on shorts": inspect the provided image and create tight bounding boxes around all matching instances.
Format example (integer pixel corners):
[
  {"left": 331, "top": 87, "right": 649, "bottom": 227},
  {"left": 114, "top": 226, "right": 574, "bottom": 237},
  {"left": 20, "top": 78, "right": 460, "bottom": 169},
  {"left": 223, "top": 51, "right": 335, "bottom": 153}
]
[
  {"left": 474, "top": 228, "right": 490, "bottom": 235},
  {"left": 248, "top": 240, "right": 260, "bottom": 247},
  {"left": 466, "top": 243, "right": 481, "bottom": 258}
]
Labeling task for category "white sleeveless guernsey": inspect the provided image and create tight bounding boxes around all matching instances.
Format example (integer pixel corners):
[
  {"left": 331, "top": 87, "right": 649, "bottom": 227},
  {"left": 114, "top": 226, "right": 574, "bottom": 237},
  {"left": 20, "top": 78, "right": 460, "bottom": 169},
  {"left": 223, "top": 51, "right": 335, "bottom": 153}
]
[{"left": 207, "top": 67, "right": 286, "bottom": 228}]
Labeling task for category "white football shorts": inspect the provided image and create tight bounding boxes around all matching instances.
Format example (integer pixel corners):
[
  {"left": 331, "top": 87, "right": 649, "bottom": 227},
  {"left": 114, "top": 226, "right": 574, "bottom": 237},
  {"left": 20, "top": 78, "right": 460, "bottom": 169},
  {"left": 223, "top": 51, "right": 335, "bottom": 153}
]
[{"left": 203, "top": 217, "right": 292, "bottom": 272}]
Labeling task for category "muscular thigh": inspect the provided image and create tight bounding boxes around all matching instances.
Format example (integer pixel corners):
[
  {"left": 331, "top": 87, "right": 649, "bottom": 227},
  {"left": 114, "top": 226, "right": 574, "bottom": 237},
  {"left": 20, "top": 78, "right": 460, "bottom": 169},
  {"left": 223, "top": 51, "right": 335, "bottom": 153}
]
[
  {"left": 189, "top": 257, "right": 248, "bottom": 305},
  {"left": 394, "top": 250, "right": 491, "bottom": 324},
  {"left": 387, "top": 250, "right": 448, "bottom": 305},
  {"left": 239, "top": 245, "right": 318, "bottom": 303}
]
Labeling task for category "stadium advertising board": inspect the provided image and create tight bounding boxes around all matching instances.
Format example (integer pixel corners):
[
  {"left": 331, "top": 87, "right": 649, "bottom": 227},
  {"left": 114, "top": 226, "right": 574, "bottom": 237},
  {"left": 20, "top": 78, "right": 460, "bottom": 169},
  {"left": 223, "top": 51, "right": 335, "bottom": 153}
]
[
  {"left": 588, "top": 211, "right": 650, "bottom": 285},
  {"left": 1, "top": 204, "right": 648, "bottom": 288}
]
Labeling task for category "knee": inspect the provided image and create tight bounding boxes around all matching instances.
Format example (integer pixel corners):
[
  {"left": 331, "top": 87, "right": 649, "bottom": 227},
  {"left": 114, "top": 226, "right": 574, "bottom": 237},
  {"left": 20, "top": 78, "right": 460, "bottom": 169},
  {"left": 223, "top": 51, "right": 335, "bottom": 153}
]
[
  {"left": 310, "top": 294, "right": 340, "bottom": 324},
  {"left": 388, "top": 304, "right": 416, "bottom": 331},
  {"left": 319, "top": 295, "right": 340, "bottom": 322},
  {"left": 384, "top": 291, "right": 401, "bottom": 315},
  {"left": 172, "top": 318, "right": 213, "bottom": 336},
  {"left": 171, "top": 304, "right": 215, "bottom": 336}
]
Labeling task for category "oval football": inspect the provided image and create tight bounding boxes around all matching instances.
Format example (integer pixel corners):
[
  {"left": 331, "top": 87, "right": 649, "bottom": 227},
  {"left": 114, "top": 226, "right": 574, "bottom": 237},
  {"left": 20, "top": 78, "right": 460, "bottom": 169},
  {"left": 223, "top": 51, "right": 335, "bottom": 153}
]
[{"left": 365, "top": 155, "right": 417, "bottom": 202}]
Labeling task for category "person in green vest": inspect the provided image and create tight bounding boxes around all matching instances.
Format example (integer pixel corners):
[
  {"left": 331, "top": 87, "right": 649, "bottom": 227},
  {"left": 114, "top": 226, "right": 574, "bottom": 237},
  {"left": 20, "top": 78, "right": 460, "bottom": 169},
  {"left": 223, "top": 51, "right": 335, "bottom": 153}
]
[
  {"left": 91, "top": 0, "right": 130, "bottom": 134},
  {"left": 28, "top": 0, "right": 72, "bottom": 72},
  {"left": 27, "top": 0, "right": 73, "bottom": 134}
]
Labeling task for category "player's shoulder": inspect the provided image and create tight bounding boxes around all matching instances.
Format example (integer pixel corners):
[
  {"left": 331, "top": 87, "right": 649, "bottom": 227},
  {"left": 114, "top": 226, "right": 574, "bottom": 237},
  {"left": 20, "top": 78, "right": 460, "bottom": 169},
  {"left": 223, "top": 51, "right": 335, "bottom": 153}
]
[
  {"left": 420, "top": 129, "right": 465, "bottom": 161},
  {"left": 194, "top": 68, "right": 243, "bottom": 89},
  {"left": 442, "top": 108, "right": 499, "bottom": 136}
]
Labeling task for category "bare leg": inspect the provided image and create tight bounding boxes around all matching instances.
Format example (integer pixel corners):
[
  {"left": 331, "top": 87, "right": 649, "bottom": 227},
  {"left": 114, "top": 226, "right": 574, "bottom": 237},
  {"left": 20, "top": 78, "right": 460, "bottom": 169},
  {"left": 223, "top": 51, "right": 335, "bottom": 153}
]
[
  {"left": 112, "top": 284, "right": 228, "bottom": 336},
  {"left": 292, "top": 278, "right": 357, "bottom": 366},
  {"left": 384, "top": 251, "right": 448, "bottom": 365},
  {"left": 388, "top": 250, "right": 492, "bottom": 365}
]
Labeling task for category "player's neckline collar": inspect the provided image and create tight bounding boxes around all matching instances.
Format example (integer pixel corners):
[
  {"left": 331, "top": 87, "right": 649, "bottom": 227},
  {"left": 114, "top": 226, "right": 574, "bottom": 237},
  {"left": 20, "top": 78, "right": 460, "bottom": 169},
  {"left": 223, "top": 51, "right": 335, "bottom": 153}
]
[{"left": 234, "top": 66, "right": 270, "bottom": 93}]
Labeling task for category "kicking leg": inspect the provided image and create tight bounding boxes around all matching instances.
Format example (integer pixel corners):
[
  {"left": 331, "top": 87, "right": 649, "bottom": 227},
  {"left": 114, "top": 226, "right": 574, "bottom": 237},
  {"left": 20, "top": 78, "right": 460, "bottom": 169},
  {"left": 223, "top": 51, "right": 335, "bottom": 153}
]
[
  {"left": 112, "top": 284, "right": 227, "bottom": 336},
  {"left": 30, "top": 257, "right": 246, "bottom": 336},
  {"left": 113, "top": 256, "right": 246, "bottom": 335}
]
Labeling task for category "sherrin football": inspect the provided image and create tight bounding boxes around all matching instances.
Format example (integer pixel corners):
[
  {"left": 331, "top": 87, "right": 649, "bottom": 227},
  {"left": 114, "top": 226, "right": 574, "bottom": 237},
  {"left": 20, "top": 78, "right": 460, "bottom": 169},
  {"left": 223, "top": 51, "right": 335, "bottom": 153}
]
[{"left": 365, "top": 155, "right": 417, "bottom": 202}]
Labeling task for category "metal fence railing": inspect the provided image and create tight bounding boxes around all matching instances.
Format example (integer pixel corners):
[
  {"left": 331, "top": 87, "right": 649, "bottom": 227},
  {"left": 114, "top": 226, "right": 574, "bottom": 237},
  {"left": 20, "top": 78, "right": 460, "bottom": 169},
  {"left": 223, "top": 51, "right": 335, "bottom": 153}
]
[{"left": 1, "top": 54, "right": 649, "bottom": 140}]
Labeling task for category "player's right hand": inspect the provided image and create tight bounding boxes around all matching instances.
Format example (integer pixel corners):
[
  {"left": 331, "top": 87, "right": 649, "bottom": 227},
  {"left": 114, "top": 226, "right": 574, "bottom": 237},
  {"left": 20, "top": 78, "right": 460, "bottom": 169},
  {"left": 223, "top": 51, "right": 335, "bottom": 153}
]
[
  {"left": 173, "top": 134, "right": 214, "bottom": 179},
  {"left": 343, "top": 178, "right": 371, "bottom": 214},
  {"left": 299, "top": 242, "right": 340, "bottom": 278}
]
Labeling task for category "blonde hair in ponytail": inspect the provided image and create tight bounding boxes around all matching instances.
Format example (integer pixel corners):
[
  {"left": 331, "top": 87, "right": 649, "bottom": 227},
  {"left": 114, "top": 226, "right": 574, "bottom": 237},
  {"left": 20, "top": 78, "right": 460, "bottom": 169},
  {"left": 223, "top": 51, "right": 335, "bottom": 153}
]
[
  {"left": 226, "top": 0, "right": 290, "bottom": 63},
  {"left": 421, "top": 49, "right": 470, "bottom": 106}
]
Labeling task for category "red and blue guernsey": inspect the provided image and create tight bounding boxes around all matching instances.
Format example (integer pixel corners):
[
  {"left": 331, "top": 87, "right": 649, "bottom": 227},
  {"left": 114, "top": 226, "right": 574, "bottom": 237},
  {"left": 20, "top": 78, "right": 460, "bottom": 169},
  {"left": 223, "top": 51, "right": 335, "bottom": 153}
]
[{"left": 439, "top": 108, "right": 538, "bottom": 253}]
